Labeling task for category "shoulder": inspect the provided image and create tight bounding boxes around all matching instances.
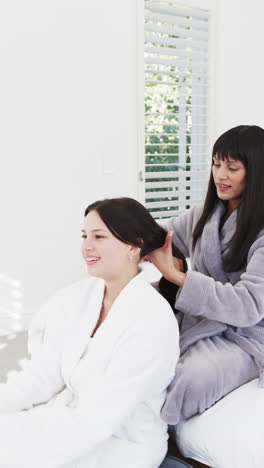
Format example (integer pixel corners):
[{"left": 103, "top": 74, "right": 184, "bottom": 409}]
[
  {"left": 187, "top": 204, "right": 204, "bottom": 227},
  {"left": 130, "top": 271, "right": 172, "bottom": 307},
  {"left": 166, "top": 204, "right": 204, "bottom": 232},
  {"left": 47, "top": 276, "right": 103, "bottom": 305},
  {"left": 247, "top": 230, "right": 264, "bottom": 264},
  {"left": 253, "top": 229, "right": 264, "bottom": 246},
  {"left": 126, "top": 273, "right": 179, "bottom": 338},
  {"left": 30, "top": 276, "right": 103, "bottom": 331},
  {"left": 52, "top": 276, "right": 103, "bottom": 298},
  {"left": 111, "top": 274, "right": 179, "bottom": 364},
  {"left": 136, "top": 284, "right": 179, "bottom": 364}
]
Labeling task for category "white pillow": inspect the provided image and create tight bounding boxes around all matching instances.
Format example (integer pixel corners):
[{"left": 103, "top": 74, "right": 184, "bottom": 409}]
[{"left": 175, "top": 379, "right": 264, "bottom": 468}]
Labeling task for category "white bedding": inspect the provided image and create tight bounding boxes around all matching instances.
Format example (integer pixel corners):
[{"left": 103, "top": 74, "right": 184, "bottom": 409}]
[{"left": 174, "top": 379, "right": 264, "bottom": 468}]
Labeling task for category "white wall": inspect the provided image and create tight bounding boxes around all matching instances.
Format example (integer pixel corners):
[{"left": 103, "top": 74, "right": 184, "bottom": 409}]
[
  {"left": 0, "top": 0, "right": 140, "bottom": 321},
  {"left": 214, "top": 0, "right": 264, "bottom": 138},
  {"left": 1, "top": 0, "right": 264, "bottom": 325}
]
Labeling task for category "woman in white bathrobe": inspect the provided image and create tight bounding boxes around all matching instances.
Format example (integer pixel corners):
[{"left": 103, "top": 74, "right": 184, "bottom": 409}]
[
  {"left": 0, "top": 197, "right": 181, "bottom": 468},
  {"left": 147, "top": 125, "right": 264, "bottom": 425}
]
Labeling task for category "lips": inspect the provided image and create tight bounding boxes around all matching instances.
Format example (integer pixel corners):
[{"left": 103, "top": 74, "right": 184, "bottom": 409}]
[
  {"left": 85, "top": 256, "right": 100, "bottom": 266},
  {"left": 217, "top": 184, "right": 231, "bottom": 192}
]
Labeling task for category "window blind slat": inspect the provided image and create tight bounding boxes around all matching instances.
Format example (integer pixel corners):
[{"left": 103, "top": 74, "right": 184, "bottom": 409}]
[
  {"left": 145, "top": 1, "right": 210, "bottom": 21},
  {"left": 145, "top": 143, "right": 208, "bottom": 147},
  {"left": 145, "top": 111, "right": 207, "bottom": 119},
  {"left": 145, "top": 69, "right": 209, "bottom": 80},
  {"left": 144, "top": 55, "right": 208, "bottom": 69},
  {"left": 144, "top": 22, "right": 208, "bottom": 40},
  {"left": 145, "top": 12, "right": 209, "bottom": 31},
  {"left": 145, "top": 132, "right": 207, "bottom": 139},
  {"left": 145, "top": 113, "right": 207, "bottom": 118},
  {"left": 145, "top": 45, "right": 208, "bottom": 61},
  {"left": 146, "top": 189, "right": 206, "bottom": 198},
  {"left": 145, "top": 33, "right": 208, "bottom": 51},
  {"left": 145, "top": 157, "right": 209, "bottom": 164},
  {"left": 145, "top": 81, "right": 208, "bottom": 92},
  {"left": 154, "top": 209, "right": 189, "bottom": 218},
  {"left": 145, "top": 178, "right": 209, "bottom": 189},
  {"left": 145, "top": 163, "right": 209, "bottom": 168},
  {"left": 146, "top": 199, "right": 204, "bottom": 209},
  {"left": 145, "top": 170, "right": 209, "bottom": 179}
]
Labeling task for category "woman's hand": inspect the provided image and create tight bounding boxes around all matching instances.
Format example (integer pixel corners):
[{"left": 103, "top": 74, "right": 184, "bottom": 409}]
[{"left": 146, "top": 232, "right": 186, "bottom": 286}]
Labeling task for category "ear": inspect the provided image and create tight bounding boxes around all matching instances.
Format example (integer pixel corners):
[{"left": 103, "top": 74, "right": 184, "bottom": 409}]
[{"left": 129, "top": 245, "right": 141, "bottom": 257}]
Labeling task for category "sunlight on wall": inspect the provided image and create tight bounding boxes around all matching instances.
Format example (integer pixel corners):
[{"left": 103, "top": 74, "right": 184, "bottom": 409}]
[
  {"left": 0, "top": 274, "right": 24, "bottom": 338},
  {"left": 0, "top": 276, "right": 29, "bottom": 382}
]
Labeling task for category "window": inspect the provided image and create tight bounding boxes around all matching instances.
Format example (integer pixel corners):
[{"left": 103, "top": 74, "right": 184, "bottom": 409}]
[{"left": 143, "top": 0, "right": 211, "bottom": 218}]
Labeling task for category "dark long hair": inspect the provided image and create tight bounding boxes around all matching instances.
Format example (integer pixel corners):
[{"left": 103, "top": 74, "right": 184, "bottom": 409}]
[
  {"left": 193, "top": 125, "right": 264, "bottom": 272},
  {"left": 85, "top": 197, "right": 187, "bottom": 309}
]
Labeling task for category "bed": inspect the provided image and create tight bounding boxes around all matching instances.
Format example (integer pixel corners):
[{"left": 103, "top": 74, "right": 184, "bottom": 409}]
[
  {"left": 140, "top": 264, "right": 264, "bottom": 468},
  {"left": 172, "top": 378, "right": 264, "bottom": 468}
]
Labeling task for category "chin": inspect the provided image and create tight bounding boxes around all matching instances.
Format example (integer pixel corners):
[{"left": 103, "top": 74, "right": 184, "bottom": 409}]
[
  {"left": 86, "top": 267, "right": 101, "bottom": 278},
  {"left": 217, "top": 192, "right": 230, "bottom": 201}
]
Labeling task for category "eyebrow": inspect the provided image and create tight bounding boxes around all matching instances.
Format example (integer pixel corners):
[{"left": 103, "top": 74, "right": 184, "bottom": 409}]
[
  {"left": 81, "top": 229, "right": 108, "bottom": 233},
  {"left": 213, "top": 157, "right": 241, "bottom": 164}
]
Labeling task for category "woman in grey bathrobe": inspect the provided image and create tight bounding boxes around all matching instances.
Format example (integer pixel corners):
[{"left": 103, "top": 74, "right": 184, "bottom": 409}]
[{"left": 148, "top": 125, "right": 264, "bottom": 425}]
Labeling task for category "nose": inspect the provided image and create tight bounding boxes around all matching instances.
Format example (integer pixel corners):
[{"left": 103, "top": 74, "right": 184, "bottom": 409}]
[
  {"left": 216, "top": 166, "right": 229, "bottom": 180},
  {"left": 82, "top": 236, "right": 94, "bottom": 251}
]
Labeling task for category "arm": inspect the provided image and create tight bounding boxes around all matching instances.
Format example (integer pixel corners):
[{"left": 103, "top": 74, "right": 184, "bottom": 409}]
[
  {"left": 176, "top": 244, "right": 264, "bottom": 327},
  {"left": 0, "top": 343, "right": 64, "bottom": 413},
  {"left": 0, "top": 308, "right": 179, "bottom": 467},
  {"left": 0, "top": 293, "right": 65, "bottom": 412}
]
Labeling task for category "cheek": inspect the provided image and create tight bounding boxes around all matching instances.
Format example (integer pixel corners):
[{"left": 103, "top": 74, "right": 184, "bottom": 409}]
[
  {"left": 101, "top": 240, "right": 130, "bottom": 264},
  {"left": 101, "top": 245, "right": 117, "bottom": 259},
  {"left": 238, "top": 172, "right": 247, "bottom": 189},
  {"left": 211, "top": 167, "right": 217, "bottom": 181},
  {"left": 109, "top": 247, "right": 129, "bottom": 265},
  {"left": 240, "top": 179, "right": 246, "bottom": 189}
]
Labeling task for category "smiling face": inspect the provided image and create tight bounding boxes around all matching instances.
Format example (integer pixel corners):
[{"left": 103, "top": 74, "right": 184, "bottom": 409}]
[
  {"left": 81, "top": 210, "right": 138, "bottom": 281},
  {"left": 212, "top": 155, "right": 247, "bottom": 212}
]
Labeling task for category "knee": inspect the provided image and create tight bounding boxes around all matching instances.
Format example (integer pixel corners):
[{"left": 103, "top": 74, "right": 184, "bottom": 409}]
[
  {"left": 162, "top": 355, "right": 218, "bottom": 423},
  {"left": 180, "top": 353, "right": 217, "bottom": 393}
]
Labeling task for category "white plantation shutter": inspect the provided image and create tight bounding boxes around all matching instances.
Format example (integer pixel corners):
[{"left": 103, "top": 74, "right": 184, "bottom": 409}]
[{"left": 144, "top": 0, "right": 211, "bottom": 218}]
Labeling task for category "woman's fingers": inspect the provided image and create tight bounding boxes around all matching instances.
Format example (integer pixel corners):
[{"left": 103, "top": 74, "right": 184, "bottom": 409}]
[
  {"left": 172, "top": 257, "right": 183, "bottom": 272},
  {"left": 145, "top": 231, "right": 184, "bottom": 280},
  {"left": 164, "top": 231, "right": 173, "bottom": 250}
]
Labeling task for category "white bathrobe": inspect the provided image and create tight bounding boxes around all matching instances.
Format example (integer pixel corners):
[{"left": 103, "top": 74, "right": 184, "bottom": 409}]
[{"left": 0, "top": 272, "right": 179, "bottom": 468}]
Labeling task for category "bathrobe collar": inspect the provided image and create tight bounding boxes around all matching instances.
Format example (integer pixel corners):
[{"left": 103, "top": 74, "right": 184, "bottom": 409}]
[
  {"left": 200, "top": 202, "right": 237, "bottom": 283},
  {"left": 62, "top": 271, "right": 146, "bottom": 386}
]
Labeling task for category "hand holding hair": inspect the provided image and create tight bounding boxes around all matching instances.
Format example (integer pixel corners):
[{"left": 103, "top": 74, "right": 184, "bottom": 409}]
[{"left": 147, "top": 231, "right": 186, "bottom": 287}]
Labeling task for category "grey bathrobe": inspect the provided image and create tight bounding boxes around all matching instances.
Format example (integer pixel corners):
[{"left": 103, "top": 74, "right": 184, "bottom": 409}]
[{"left": 161, "top": 201, "right": 264, "bottom": 424}]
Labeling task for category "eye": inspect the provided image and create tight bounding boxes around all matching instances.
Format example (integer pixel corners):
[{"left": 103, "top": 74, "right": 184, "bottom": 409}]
[
  {"left": 95, "top": 235, "right": 105, "bottom": 239},
  {"left": 81, "top": 234, "right": 87, "bottom": 239},
  {"left": 212, "top": 161, "right": 220, "bottom": 167}
]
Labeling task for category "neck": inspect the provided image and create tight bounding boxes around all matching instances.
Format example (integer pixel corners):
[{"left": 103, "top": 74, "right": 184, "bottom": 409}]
[
  {"left": 104, "top": 267, "right": 139, "bottom": 305},
  {"left": 227, "top": 198, "right": 241, "bottom": 213}
]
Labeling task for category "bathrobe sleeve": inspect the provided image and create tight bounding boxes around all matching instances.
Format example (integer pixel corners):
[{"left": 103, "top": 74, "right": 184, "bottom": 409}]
[
  {"left": 162, "top": 205, "right": 203, "bottom": 258},
  {"left": 0, "top": 301, "right": 179, "bottom": 468},
  {"left": 176, "top": 237, "right": 264, "bottom": 327},
  {"left": 0, "top": 290, "right": 66, "bottom": 412}
]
